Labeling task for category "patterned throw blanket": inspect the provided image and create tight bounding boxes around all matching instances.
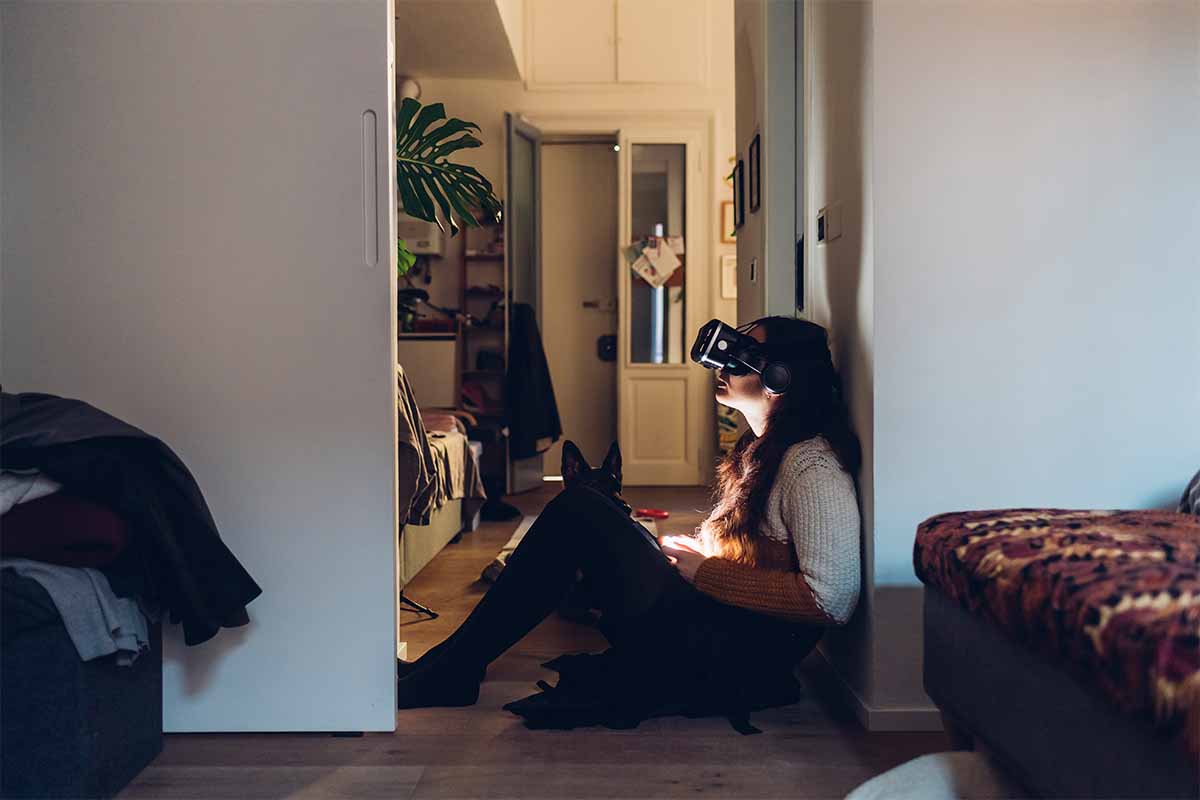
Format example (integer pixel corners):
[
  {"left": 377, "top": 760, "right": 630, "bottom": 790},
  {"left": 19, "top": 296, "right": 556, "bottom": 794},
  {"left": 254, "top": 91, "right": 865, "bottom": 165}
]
[{"left": 914, "top": 509, "right": 1200, "bottom": 758}]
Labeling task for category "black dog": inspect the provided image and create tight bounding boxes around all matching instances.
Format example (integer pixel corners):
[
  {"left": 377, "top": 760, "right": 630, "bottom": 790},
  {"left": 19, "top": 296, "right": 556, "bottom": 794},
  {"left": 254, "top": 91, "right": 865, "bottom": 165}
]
[
  {"left": 560, "top": 439, "right": 631, "bottom": 516},
  {"left": 556, "top": 440, "right": 632, "bottom": 625}
]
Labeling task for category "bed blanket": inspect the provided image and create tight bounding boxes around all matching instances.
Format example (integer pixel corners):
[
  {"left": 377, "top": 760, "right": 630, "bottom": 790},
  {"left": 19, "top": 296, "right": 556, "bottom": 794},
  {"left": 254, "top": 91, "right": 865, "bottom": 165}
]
[{"left": 914, "top": 509, "right": 1200, "bottom": 758}]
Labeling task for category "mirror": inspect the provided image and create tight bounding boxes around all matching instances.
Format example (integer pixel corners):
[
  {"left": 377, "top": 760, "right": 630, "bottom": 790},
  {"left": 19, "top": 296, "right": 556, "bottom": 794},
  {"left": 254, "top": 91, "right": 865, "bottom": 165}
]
[{"left": 628, "top": 143, "right": 686, "bottom": 364}]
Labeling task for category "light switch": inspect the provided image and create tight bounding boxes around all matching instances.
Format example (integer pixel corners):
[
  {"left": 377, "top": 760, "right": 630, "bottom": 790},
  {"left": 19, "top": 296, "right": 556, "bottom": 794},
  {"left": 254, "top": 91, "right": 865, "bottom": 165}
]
[
  {"left": 828, "top": 202, "right": 844, "bottom": 241},
  {"left": 817, "top": 202, "right": 844, "bottom": 243}
]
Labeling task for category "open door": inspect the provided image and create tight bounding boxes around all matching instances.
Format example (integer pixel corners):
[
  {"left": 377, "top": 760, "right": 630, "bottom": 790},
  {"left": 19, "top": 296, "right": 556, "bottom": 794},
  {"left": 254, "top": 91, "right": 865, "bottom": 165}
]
[
  {"left": 617, "top": 127, "right": 711, "bottom": 486},
  {"left": 505, "top": 114, "right": 547, "bottom": 493}
]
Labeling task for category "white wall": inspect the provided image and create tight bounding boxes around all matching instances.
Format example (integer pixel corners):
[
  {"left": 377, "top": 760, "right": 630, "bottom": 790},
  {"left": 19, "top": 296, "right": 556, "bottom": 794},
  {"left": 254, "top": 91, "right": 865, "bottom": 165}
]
[
  {"left": 734, "top": 0, "right": 797, "bottom": 323},
  {"left": 804, "top": 0, "right": 877, "bottom": 720},
  {"left": 808, "top": 0, "right": 1200, "bottom": 729}
]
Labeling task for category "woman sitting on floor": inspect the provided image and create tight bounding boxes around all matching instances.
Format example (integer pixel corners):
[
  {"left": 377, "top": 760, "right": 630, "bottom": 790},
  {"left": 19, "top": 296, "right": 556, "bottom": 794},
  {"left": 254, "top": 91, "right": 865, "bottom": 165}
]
[{"left": 397, "top": 316, "right": 862, "bottom": 727}]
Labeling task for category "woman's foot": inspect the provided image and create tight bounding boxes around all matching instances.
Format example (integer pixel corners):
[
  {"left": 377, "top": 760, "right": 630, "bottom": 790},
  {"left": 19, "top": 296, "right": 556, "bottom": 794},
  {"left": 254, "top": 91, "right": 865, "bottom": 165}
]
[
  {"left": 396, "top": 665, "right": 484, "bottom": 709},
  {"left": 396, "top": 650, "right": 486, "bottom": 709}
]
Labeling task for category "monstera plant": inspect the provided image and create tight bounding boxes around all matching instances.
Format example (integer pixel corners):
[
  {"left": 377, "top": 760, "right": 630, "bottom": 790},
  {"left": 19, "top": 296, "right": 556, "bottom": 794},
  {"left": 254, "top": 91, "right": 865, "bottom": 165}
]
[{"left": 396, "top": 98, "right": 503, "bottom": 276}]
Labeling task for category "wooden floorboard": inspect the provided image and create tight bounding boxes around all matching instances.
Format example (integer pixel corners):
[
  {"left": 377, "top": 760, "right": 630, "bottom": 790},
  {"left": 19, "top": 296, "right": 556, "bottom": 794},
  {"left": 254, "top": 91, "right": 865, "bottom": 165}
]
[{"left": 122, "top": 483, "right": 949, "bottom": 799}]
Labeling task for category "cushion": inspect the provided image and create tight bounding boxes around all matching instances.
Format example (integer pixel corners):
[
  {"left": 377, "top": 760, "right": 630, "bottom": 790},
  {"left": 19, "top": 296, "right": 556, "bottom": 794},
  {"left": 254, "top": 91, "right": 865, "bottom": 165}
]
[
  {"left": 1, "top": 492, "right": 130, "bottom": 567},
  {"left": 914, "top": 508, "right": 1200, "bottom": 759}
]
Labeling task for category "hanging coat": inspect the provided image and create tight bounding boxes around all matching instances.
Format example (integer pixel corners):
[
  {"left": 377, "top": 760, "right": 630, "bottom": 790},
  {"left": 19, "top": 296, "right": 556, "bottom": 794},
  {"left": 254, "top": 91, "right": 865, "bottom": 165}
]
[
  {"left": 0, "top": 392, "right": 262, "bottom": 646},
  {"left": 506, "top": 303, "right": 563, "bottom": 459}
]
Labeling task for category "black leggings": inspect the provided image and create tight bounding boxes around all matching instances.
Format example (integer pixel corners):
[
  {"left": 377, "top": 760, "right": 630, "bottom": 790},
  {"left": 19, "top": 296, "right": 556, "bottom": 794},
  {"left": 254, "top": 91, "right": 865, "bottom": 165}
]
[{"left": 426, "top": 483, "right": 818, "bottom": 679}]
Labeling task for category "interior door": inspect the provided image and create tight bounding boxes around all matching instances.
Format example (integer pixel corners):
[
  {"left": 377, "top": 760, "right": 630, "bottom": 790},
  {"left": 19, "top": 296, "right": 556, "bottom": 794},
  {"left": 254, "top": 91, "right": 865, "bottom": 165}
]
[
  {"left": 617, "top": 129, "right": 710, "bottom": 486},
  {"left": 506, "top": 114, "right": 547, "bottom": 493},
  {"left": 540, "top": 142, "right": 619, "bottom": 475},
  {"left": 1, "top": 1, "right": 398, "bottom": 731}
]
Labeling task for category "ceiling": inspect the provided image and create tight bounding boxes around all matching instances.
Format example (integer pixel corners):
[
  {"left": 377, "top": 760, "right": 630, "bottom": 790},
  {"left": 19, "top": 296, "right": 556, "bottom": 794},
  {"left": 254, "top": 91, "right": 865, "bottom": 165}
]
[{"left": 394, "top": 1, "right": 521, "bottom": 80}]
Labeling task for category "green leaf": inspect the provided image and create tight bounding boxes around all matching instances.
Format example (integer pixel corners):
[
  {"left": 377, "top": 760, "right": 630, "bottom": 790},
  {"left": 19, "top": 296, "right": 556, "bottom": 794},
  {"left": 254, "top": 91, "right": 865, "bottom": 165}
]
[
  {"left": 395, "top": 98, "right": 420, "bottom": 149},
  {"left": 396, "top": 167, "right": 432, "bottom": 223},
  {"left": 399, "top": 102, "right": 446, "bottom": 151},
  {"left": 395, "top": 99, "right": 503, "bottom": 235},
  {"left": 400, "top": 164, "right": 437, "bottom": 224},
  {"left": 428, "top": 134, "right": 482, "bottom": 161},
  {"left": 423, "top": 170, "right": 461, "bottom": 236},
  {"left": 397, "top": 239, "right": 417, "bottom": 276}
]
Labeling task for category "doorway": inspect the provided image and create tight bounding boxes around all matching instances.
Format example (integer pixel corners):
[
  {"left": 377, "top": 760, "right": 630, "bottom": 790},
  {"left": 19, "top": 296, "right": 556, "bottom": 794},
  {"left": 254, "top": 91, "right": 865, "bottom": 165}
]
[
  {"left": 508, "top": 113, "right": 715, "bottom": 487},
  {"left": 539, "top": 137, "right": 620, "bottom": 477}
]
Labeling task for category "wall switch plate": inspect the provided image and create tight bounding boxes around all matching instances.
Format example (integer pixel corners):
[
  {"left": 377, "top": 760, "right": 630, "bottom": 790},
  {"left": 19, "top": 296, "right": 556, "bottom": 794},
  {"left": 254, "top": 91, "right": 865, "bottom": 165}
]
[{"left": 817, "top": 202, "right": 844, "bottom": 243}]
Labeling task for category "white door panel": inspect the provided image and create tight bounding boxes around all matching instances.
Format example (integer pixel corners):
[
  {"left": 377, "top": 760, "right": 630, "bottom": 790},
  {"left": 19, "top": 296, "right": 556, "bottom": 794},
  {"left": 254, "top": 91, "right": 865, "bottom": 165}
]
[
  {"left": 1, "top": 1, "right": 397, "bottom": 731},
  {"left": 617, "top": 128, "right": 710, "bottom": 486}
]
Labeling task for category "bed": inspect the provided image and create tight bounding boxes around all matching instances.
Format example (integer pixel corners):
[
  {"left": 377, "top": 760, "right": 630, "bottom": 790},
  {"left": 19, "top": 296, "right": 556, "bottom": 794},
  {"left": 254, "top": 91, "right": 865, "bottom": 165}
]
[
  {"left": 396, "top": 366, "right": 487, "bottom": 588},
  {"left": 916, "top": 508, "right": 1200, "bottom": 798}
]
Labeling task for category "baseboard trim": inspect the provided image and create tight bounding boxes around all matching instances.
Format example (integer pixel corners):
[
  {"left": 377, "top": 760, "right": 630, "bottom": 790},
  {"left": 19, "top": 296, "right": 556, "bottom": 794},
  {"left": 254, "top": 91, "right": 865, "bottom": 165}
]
[{"left": 813, "top": 647, "right": 944, "bottom": 732}]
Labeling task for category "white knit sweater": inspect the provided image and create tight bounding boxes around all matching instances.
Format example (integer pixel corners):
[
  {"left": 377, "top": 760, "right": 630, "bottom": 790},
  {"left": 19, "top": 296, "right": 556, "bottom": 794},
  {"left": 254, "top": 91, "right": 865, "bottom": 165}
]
[{"left": 761, "top": 437, "right": 862, "bottom": 623}]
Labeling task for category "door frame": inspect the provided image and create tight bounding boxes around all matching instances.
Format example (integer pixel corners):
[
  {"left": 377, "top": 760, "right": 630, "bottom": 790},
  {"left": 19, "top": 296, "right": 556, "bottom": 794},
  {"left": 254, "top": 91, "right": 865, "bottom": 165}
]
[{"left": 520, "top": 111, "right": 717, "bottom": 486}]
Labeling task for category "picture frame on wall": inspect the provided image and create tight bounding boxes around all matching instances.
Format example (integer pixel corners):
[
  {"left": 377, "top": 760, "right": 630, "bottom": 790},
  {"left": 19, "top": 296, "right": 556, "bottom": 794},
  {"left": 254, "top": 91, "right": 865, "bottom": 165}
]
[
  {"left": 721, "top": 202, "right": 736, "bottom": 243},
  {"left": 748, "top": 134, "right": 761, "bottom": 213},
  {"left": 720, "top": 254, "right": 738, "bottom": 299},
  {"left": 733, "top": 160, "right": 745, "bottom": 228}
]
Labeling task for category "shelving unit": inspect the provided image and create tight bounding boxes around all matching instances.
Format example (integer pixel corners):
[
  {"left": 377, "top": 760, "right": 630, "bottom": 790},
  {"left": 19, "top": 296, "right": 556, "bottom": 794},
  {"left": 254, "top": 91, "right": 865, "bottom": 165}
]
[
  {"left": 458, "top": 217, "right": 509, "bottom": 494},
  {"left": 397, "top": 331, "right": 457, "bottom": 340}
]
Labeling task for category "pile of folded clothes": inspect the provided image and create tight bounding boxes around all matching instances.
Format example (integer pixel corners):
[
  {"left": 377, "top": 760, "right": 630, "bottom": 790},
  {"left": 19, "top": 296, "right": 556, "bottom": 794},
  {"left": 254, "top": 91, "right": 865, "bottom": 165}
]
[
  {"left": 1, "top": 391, "right": 262, "bottom": 799},
  {"left": 2, "top": 469, "right": 153, "bottom": 665}
]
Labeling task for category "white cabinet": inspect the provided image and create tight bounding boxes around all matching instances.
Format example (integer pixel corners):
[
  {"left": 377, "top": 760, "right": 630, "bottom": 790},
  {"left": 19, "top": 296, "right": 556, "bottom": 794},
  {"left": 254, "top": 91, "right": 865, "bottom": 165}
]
[
  {"left": 2, "top": 0, "right": 398, "bottom": 732},
  {"left": 616, "top": 0, "right": 707, "bottom": 84},
  {"left": 528, "top": 0, "right": 709, "bottom": 88},
  {"left": 530, "top": 0, "right": 616, "bottom": 83}
]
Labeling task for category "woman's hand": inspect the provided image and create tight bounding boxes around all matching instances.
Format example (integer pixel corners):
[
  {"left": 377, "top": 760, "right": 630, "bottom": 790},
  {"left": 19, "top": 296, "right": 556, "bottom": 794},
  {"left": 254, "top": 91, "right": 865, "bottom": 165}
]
[{"left": 661, "top": 535, "right": 708, "bottom": 583}]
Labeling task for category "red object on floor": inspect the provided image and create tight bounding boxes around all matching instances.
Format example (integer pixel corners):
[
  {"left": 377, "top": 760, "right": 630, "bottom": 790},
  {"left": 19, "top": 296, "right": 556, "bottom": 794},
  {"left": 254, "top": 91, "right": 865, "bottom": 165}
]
[
  {"left": 634, "top": 508, "right": 670, "bottom": 519},
  {"left": 0, "top": 493, "right": 131, "bottom": 567}
]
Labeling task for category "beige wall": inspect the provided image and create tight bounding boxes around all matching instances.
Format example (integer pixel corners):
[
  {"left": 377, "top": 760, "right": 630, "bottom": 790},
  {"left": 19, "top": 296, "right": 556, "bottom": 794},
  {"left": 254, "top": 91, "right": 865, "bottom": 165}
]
[{"left": 397, "top": 0, "right": 736, "bottom": 323}]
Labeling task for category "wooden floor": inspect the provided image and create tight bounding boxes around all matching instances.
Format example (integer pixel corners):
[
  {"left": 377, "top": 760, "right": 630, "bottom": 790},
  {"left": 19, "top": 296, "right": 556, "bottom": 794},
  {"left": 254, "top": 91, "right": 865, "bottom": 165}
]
[{"left": 121, "top": 484, "right": 949, "bottom": 799}]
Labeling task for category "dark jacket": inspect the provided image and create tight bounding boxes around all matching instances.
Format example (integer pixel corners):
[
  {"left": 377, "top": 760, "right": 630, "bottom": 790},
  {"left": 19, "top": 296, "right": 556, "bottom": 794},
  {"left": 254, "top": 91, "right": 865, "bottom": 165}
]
[
  {"left": 506, "top": 303, "right": 562, "bottom": 459},
  {"left": 0, "top": 392, "right": 262, "bottom": 645}
]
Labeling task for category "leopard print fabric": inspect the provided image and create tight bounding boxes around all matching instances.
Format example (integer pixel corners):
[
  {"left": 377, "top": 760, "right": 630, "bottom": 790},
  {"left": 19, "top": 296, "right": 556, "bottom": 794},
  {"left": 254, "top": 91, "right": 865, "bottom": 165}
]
[{"left": 914, "top": 509, "right": 1200, "bottom": 759}]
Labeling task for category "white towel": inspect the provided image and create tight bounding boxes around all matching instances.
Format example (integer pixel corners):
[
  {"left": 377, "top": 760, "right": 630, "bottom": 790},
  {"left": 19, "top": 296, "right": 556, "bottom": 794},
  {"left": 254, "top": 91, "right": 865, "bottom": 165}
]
[{"left": 0, "top": 470, "right": 62, "bottom": 514}]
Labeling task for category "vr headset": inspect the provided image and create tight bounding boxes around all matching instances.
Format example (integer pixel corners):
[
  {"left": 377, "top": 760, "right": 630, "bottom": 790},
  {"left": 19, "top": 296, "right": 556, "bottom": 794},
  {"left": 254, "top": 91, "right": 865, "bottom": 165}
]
[{"left": 690, "top": 319, "right": 792, "bottom": 395}]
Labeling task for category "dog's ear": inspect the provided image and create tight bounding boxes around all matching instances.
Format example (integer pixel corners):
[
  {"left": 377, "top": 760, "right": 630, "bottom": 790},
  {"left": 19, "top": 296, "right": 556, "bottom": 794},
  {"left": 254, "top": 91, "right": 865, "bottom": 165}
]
[
  {"left": 561, "top": 441, "right": 589, "bottom": 485},
  {"left": 601, "top": 441, "right": 622, "bottom": 485}
]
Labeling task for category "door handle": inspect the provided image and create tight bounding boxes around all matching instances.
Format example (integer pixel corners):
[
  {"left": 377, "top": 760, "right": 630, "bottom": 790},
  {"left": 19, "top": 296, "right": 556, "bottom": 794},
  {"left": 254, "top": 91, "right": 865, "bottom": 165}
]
[
  {"left": 582, "top": 299, "right": 616, "bottom": 313},
  {"left": 596, "top": 335, "right": 617, "bottom": 362},
  {"left": 361, "top": 110, "right": 378, "bottom": 267}
]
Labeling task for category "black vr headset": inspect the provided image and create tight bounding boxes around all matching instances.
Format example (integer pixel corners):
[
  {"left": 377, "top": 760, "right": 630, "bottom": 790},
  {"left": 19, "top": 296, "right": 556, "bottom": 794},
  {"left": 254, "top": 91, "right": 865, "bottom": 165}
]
[{"left": 690, "top": 319, "right": 792, "bottom": 395}]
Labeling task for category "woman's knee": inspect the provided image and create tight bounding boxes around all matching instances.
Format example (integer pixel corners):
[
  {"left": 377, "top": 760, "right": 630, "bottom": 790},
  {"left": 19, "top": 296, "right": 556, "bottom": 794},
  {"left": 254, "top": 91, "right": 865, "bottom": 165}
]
[{"left": 548, "top": 482, "right": 627, "bottom": 523}]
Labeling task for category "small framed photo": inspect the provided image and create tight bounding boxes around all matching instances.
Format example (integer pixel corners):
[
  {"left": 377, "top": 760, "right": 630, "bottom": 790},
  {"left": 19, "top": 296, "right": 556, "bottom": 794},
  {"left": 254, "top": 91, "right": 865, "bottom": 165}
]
[
  {"left": 720, "top": 254, "right": 738, "bottom": 299},
  {"left": 748, "top": 133, "right": 761, "bottom": 213},
  {"left": 733, "top": 160, "right": 745, "bottom": 229},
  {"left": 720, "top": 202, "right": 736, "bottom": 243}
]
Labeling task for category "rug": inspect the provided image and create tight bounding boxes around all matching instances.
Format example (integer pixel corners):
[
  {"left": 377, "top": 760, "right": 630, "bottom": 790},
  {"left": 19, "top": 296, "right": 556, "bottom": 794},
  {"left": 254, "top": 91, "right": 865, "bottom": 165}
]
[
  {"left": 481, "top": 514, "right": 660, "bottom": 582},
  {"left": 846, "top": 751, "right": 1029, "bottom": 800}
]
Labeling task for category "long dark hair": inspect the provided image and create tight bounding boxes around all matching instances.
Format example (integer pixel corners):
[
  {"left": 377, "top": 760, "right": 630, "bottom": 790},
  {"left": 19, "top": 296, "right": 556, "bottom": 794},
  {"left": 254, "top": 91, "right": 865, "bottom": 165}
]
[{"left": 706, "top": 316, "right": 861, "bottom": 565}]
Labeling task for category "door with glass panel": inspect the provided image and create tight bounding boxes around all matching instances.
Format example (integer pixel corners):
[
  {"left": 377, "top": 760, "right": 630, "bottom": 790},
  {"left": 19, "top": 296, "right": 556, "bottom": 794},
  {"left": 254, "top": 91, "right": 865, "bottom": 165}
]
[{"left": 617, "top": 130, "right": 710, "bottom": 485}]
